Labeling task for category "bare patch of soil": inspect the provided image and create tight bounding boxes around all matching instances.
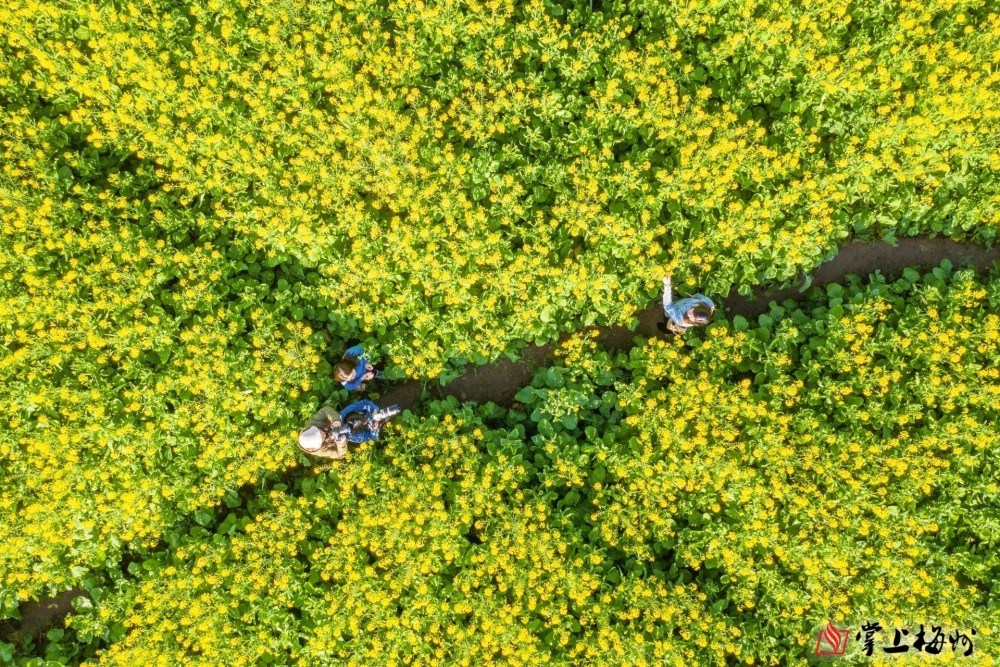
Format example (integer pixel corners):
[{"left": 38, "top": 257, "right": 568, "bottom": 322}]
[{"left": 2, "top": 588, "right": 87, "bottom": 645}]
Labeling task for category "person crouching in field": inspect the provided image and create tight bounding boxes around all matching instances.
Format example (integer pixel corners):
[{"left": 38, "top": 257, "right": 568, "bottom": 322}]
[
  {"left": 657, "top": 275, "right": 715, "bottom": 335},
  {"left": 298, "top": 400, "right": 400, "bottom": 459},
  {"left": 297, "top": 406, "right": 349, "bottom": 460},
  {"left": 334, "top": 344, "right": 384, "bottom": 392},
  {"left": 337, "top": 399, "right": 398, "bottom": 445}
]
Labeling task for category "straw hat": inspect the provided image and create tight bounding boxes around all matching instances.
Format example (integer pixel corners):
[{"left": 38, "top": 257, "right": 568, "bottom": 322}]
[{"left": 298, "top": 426, "right": 325, "bottom": 451}]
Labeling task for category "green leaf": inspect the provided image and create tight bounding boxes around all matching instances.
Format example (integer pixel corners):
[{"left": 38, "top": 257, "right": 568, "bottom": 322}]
[
  {"left": 711, "top": 598, "right": 730, "bottom": 612},
  {"left": 514, "top": 386, "right": 537, "bottom": 404},
  {"left": 217, "top": 514, "right": 238, "bottom": 536},
  {"left": 732, "top": 315, "right": 748, "bottom": 331},
  {"left": 222, "top": 489, "right": 242, "bottom": 509}
]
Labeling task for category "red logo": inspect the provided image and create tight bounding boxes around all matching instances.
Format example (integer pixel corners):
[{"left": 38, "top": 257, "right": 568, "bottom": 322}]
[{"left": 815, "top": 621, "right": 850, "bottom": 656}]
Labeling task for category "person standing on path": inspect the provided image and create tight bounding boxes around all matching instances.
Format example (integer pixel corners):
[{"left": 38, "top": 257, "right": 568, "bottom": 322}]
[
  {"left": 658, "top": 275, "right": 715, "bottom": 334},
  {"left": 334, "top": 344, "right": 384, "bottom": 392}
]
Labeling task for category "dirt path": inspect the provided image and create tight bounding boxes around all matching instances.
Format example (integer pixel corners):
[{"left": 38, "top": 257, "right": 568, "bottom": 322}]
[
  {"left": 1, "top": 588, "right": 85, "bottom": 645},
  {"left": 8, "top": 237, "right": 998, "bottom": 644},
  {"left": 381, "top": 238, "right": 1000, "bottom": 411}
]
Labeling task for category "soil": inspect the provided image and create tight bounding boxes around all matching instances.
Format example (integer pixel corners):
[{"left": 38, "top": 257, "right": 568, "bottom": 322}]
[
  {"left": 2, "top": 588, "right": 86, "bottom": 645},
  {"left": 9, "top": 237, "right": 998, "bottom": 642}
]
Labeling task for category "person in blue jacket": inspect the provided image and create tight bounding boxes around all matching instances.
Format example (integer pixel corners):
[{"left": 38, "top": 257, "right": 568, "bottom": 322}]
[
  {"left": 657, "top": 275, "right": 715, "bottom": 334},
  {"left": 337, "top": 399, "right": 390, "bottom": 445},
  {"left": 334, "top": 344, "right": 384, "bottom": 392}
]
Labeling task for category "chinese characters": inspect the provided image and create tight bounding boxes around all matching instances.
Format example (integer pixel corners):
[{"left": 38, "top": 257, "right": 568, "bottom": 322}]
[{"left": 852, "top": 622, "right": 975, "bottom": 657}]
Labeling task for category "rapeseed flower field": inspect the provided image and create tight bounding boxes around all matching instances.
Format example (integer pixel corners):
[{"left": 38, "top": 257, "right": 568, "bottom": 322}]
[
  {"left": 51, "top": 267, "right": 1000, "bottom": 665},
  {"left": 1, "top": 0, "right": 998, "bottom": 664}
]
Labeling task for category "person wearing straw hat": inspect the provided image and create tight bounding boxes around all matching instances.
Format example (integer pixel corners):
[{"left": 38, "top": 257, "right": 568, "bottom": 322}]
[{"left": 297, "top": 406, "right": 349, "bottom": 460}]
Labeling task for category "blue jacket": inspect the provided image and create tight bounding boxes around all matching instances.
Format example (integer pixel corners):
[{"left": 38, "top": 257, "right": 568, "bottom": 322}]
[
  {"left": 340, "top": 345, "right": 370, "bottom": 391},
  {"left": 664, "top": 294, "right": 715, "bottom": 327},
  {"left": 339, "top": 399, "right": 381, "bottom": 444}
]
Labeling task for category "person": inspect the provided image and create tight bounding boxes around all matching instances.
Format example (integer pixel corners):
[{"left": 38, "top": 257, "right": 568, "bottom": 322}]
[
  {"left": 336, "top": 399, "right": 396, "bottom": 445},
  {"left": 334, "top": 344, "right": 384, "bottom": 392},
  {"left": 298, "top": 406, "right": 349, "bottom": 460},
  {"left": 297, "top": 400, "right": 399, "bottom": 459},
  {"left": 658, "top": 275, "right": 715, "bottom": 334}
]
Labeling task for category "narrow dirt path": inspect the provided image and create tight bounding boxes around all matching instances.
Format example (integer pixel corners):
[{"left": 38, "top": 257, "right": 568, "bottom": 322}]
[
  {"left": 8, "top": 237, "right": 997, "bottom": 644},
  {"left": 381, "top": 238, "right": 1000, "bottom": 410},
  {"left": 1, "top": 588, "right": 85, "bottom": 645}
]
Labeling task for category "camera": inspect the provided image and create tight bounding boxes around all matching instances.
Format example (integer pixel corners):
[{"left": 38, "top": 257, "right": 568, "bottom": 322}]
[
  {"left": 328, "top": 423, "right": 353, "bottom": 441},
  {"left": 372, "top": 405, "right": 401, "bottom": 423}
]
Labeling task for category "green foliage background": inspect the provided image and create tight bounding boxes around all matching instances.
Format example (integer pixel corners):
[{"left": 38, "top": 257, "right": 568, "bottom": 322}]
[
  {"left": 1, "top": 0, "right": 999, "bottom": 664},
  {"left": 27, "top": 265, "right": 1000, "bottom": 666}
]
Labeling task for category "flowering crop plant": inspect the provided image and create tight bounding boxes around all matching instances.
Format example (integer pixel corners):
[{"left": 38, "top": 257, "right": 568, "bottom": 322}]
[
  {"left": 2, "top": 0, "right": 998, "bottom": 372},
  {"left": 1, "top": 0, "right": 999, "bottom": 663},
  {"left": 7, "top": 264, "right": 996, "bottom": 666}
]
